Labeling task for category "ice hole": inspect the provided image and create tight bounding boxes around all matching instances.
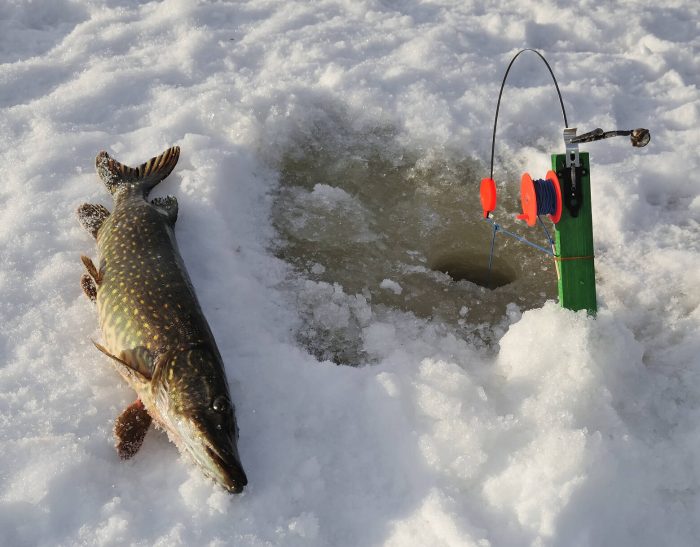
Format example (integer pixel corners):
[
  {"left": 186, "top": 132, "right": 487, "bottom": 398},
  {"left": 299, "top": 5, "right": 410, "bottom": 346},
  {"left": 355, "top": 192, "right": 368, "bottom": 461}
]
[
  {"left": 429, "top": 252, "right": 517, "bottom": 289},
  {"left": 268, "top": 107, "right": 556, "bottom": 361}
]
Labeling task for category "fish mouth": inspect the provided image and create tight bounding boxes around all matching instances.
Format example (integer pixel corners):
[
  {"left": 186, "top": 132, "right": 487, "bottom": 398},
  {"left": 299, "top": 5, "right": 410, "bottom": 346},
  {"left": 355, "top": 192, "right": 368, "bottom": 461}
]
[{"left": 204, "top": 444, "right": 248, "bottom": 494}]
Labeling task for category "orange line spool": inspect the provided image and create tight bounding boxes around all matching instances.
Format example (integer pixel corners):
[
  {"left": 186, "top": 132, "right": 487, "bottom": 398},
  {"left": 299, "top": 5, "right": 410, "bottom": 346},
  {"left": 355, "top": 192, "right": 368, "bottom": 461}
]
[{"left": 517, "top": 170, "right": 562, "bottom": 226}]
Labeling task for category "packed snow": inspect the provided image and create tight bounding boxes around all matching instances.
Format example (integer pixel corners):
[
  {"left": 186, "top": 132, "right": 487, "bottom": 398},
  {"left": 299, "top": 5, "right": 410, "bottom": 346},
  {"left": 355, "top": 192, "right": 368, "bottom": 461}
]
[{"left": 1, "top": 0, "right": 699, "bottom": 546}]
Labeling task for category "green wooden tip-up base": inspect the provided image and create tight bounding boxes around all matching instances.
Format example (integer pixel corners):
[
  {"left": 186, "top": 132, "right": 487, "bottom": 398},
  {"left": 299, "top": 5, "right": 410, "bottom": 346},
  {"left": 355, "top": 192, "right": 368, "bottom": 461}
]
[{"left": 552, "top": 152, "right": 597, "bottom": 315}]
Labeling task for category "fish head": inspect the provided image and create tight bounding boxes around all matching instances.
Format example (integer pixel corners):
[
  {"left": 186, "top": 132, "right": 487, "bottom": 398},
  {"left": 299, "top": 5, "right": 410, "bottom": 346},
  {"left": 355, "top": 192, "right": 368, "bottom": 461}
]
[{"left": 160, "top": 347, "right": 248, "bottom": 493}]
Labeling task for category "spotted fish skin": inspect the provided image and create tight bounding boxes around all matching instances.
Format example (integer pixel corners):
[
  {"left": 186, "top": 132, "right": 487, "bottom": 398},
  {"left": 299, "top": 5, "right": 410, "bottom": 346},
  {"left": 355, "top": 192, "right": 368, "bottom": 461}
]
[{"left": 78, "top": 146, "right": 247, "bottom": 493}]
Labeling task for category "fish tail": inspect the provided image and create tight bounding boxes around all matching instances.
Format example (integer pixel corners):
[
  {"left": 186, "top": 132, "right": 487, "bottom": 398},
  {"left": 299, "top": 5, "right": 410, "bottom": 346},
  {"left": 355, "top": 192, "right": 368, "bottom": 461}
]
[{"left": 95, "top": 146, "right": 180, "bottom": 196}]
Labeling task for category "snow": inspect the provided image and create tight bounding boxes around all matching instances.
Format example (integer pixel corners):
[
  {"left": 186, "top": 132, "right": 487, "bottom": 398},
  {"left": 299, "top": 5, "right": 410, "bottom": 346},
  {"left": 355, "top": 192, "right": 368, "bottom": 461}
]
[
  {"left": 1, "top": 0, "right": 699, "bottom": 546},
  {"left": 380, "top": 279, "right": 403, "bottom": 295}
]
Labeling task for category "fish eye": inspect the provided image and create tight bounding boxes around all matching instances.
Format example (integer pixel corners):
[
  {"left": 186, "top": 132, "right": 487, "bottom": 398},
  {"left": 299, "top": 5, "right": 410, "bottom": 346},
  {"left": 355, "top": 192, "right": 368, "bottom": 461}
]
[{"left": 212, "top": 395, "right": 229, "bottom": 413}]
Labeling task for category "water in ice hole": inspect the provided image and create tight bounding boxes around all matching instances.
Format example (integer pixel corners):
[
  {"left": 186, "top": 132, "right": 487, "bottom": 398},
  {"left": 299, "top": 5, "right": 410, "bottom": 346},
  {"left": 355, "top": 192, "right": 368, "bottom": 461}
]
[{"left": 270, "top": 116, "right": 556, "bottom": 363}]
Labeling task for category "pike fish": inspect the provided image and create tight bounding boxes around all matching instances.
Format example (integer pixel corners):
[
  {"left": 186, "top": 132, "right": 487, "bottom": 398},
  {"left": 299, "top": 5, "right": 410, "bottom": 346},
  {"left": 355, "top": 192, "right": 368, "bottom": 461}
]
[{"left": 77, "top": 146, "right": 247, "bottom": 493}]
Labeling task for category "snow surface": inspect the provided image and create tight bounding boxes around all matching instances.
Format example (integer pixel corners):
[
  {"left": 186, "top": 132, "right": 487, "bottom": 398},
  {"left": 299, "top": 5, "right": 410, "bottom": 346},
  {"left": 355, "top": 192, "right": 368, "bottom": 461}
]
[{"left": 1, "top": 0, "right": 699, "bottom": 546}]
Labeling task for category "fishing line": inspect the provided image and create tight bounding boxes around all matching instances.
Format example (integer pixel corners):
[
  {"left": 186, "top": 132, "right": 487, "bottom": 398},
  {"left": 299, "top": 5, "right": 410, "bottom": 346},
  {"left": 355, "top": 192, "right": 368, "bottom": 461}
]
[
  {"left": 483, "top": 49, "right": 568, "bottom": 288},
  {"left": 537, "top": 215, "right": 555, "bottom": 248},
  {"left": 532, "top": 179, "right": 557, "bottom": 216},
  {"left": 489, "top": 49, "right": 569, "bottom": 181},
  {"left": 485, "top": 213, "right": 557, "bottom": 289}
]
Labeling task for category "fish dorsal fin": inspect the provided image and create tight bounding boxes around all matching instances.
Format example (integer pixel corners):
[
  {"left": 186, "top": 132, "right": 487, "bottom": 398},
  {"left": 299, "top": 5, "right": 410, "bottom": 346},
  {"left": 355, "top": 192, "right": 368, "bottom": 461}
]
[
  {"left": 95, "top": 146, "right": 180, "bottom": 196},
  {"left": 151, "top": 195, "right": 178, "bottom": 224},
  {"left": 76, "top": 203, "right": 110, "bottom": 239}
]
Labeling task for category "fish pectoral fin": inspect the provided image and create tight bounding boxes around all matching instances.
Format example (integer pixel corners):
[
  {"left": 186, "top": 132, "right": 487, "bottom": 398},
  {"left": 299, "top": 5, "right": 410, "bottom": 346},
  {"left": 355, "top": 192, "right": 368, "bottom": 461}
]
[
  {"left": 149, "top": 348, "right": 174, "bottom": 388},
  {"left": 93, "top": 341, "right": 151, "bottom": 385},
  {"left": 114, "top": 399, "right": 152, "bottom": 460},
  {"left": 151, "top": 195, "right": 178, "bottom": 224},
  {"left": 76, "top": 203, "right": 110, "bottom": 239},
  {"left": 120, "top": 346, "right": 157, "bottom": 379}
]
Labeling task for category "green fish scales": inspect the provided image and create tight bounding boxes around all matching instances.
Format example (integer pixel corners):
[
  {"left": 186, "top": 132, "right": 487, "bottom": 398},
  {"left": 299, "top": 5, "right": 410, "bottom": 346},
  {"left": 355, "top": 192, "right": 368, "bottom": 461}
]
[
  {"left": 97, "top": 191, "right": 206, "bottom": 357},
  {"left": 78, "top": 146, "right": 247, "bottom": 493}
]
